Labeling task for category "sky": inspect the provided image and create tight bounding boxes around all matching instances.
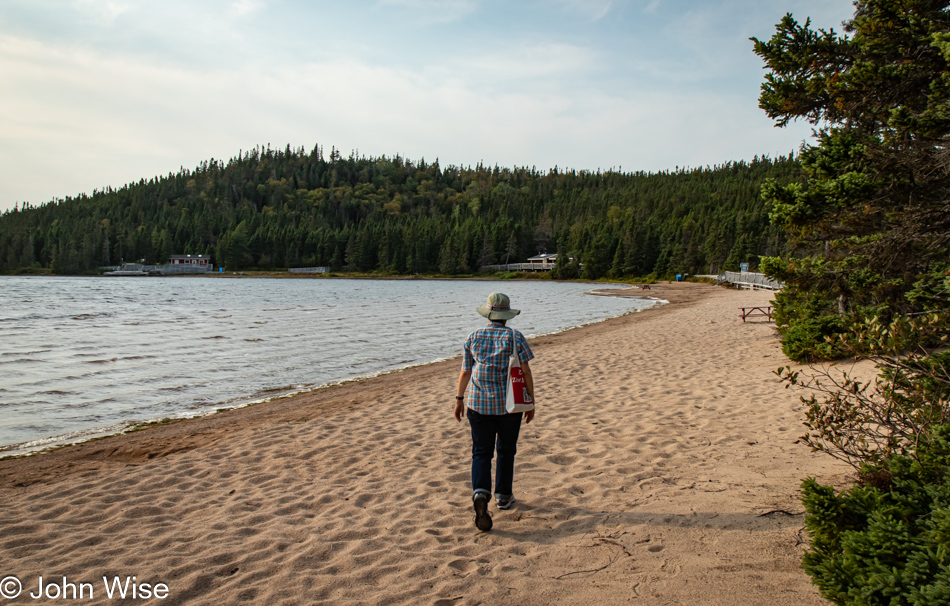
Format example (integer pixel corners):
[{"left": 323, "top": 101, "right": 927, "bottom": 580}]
[{"left": 0, "top": 0, "right": 856, "bottom": 213}]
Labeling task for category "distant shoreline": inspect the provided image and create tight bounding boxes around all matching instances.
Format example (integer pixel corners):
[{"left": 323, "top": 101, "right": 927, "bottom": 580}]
[{"left": 1, "top": 268, "right": 675, "bottom": 287}]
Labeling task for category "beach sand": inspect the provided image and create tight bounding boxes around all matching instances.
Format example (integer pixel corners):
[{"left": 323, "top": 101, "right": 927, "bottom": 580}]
[{"left": 0, "top": 283, "right": 848, "bottom": 605}]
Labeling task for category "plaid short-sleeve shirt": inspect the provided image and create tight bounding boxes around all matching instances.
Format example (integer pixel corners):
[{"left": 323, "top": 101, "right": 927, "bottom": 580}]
[{"left": 462, "top": 323, "right": 534, "bottom": 415}]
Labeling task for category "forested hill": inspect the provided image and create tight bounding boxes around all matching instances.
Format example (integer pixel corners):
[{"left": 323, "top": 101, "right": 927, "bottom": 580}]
[{"left": 0, "top": 145, "right": 800, "bottom": 277}]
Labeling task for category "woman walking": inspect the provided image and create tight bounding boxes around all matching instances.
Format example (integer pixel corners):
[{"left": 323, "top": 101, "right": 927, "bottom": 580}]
[{"left": 454, "top": 293, "right": 535, "bottom": 532}]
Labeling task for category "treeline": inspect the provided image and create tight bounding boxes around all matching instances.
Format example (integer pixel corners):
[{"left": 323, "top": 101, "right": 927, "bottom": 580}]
[{"left": 0, "top": 145, "right": 800, "bottom": 277}]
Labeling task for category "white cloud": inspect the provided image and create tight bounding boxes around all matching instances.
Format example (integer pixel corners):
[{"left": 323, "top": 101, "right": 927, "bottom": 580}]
[
  {"left": 461, "top": 43, "right": 599, "bottom": 84},
  {"left": 230, "top": 0, "right": 265, "bottom": 17},
  {"left": 72, "top": 0, "right": 132, "bottom": 25},
  {"left": 552, "top": 0, "right": 613, "bottom": 21},
  {"left": 376, "top": 0, "right": 477, "bottom": 23}
]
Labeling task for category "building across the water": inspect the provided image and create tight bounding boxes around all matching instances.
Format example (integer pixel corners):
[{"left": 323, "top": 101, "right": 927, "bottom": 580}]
[
  {"left": 525, "top": 253, "right": 558, "bottom": 270},
  {"left": 168, "top": 254, "right": 212, "bottom": 269}
]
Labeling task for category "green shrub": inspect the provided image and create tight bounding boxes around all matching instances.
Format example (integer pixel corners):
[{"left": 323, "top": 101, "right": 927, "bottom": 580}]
[
  {"left": 780, "top": 315, "right": 846, "bottom": 362},
  {"left": 801, "top": 425, "right": 950, "bottom": 605}
]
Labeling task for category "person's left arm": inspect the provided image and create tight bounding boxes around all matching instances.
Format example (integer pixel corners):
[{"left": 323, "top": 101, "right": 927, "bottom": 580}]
[
  {"left": 516, "top": 332, "right": 536, "bottom": 423},
  {"left": 520, "top": 360, "right": 535, "bottom": 424}
]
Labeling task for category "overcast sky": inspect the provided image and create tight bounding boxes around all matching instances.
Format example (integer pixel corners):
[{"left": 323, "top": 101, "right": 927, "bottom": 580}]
[{"left": 0, "top": 0, "right": 855, "bottom": 213}]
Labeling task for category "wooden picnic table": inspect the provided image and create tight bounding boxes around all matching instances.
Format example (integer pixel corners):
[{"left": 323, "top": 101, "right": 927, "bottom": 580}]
[{"left": 739, "top": 306, "right": 773, "bottom": 323}]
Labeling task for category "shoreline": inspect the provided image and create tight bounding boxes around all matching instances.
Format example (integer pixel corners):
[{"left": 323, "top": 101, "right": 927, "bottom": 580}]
[
  {"left": 0, "top": 282, "right": 849, "bottom": 605},
  {"left": 0, "top": 284, "right": 662, "bottom": 460},
  {"left": 0, "top": 285, "right": 676, "bottom": 477}
]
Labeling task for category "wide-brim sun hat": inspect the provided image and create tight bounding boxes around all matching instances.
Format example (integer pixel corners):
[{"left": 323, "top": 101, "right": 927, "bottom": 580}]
[{"left": 477, "top": 292, "right": 521, "bottom": 320}]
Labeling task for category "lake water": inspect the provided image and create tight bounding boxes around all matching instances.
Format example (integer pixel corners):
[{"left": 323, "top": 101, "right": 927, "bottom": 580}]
[{"left": 0, "top": 276, "right": 657, "bottom": 455}]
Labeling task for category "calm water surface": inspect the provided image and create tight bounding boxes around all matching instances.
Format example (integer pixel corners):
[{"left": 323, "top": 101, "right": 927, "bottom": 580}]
[{"left": 0, "top": 276, "right": 657, "bottom": 454}]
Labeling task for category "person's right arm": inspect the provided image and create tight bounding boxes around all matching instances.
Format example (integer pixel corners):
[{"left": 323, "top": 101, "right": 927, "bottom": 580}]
[{"left": 454, "top": 370, "right": 471, "bottom": 422}]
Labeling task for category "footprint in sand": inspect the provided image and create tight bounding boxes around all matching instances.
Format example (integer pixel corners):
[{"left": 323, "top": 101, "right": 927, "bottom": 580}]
[
  {"left": 548, "top": 454, "right": 576, "bottom": 466},
  {"left": 447, "top": 559, "right": 477, "bottom": 574}
]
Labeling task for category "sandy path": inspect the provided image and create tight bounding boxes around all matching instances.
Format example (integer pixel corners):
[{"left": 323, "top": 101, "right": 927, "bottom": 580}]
[{"left": 0, "top": 283, "right": 847, "bottom": 605}]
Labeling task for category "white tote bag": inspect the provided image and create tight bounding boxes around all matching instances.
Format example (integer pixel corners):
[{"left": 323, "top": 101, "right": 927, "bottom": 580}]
[{"left": 505, "top": 331, "right": 534, "bottom": 413}]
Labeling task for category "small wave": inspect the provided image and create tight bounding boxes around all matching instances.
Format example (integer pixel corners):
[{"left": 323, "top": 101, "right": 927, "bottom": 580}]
[
  {"left": 72, "top": 313, "right": 110, "bottom": 321},
  {"left": 0, "top": 350, "right": 51, "bottom": 357},
  {"left": 201, "top": 335, "right": 228, "bottom": 339},
  {"left": 0, "top": 421, "right": 134, "bottom": 457},
  {"left": 255, "top": 385, "right": 300, "bottom": 395},
  {"left": 0, "top": 314, "right": 55, "bottom": 322},
  {"left": 83, "top": 358, "right": 118, "bottom": 364},
  {"left": 213, "top": 315, "right": 232, "bottom": 318},
  {"left": 244, "top": 338, "right": 264, "bottom": 342},
  {"left": 0, "top": 357, "right": 47, "bottom": 364}
]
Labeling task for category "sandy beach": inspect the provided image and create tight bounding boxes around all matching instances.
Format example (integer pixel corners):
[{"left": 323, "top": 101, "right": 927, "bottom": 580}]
[{"left": 0, "top": 283, "right": 848, "bottom": 605}]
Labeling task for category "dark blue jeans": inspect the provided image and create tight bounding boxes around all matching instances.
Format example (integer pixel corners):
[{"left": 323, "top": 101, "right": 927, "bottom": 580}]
[{"left": 467, "top": 409, "right": 523, "bottom": 499}]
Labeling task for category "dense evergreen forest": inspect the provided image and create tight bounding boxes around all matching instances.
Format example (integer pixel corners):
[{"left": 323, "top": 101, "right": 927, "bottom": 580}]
[{"left": 0, "top": 145, "right": 800, "bottom": 278}]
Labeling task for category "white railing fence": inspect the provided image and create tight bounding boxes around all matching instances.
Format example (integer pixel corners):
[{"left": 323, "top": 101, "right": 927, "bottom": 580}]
[
  {"left": 718, "top": 271, "right": 783, "bottom": 290},
  {"left": 158, "top": 264, "right": 211, "bottom": 274},
  {"left": 480, "top": 262, "right": 556, "bottom": 272}
]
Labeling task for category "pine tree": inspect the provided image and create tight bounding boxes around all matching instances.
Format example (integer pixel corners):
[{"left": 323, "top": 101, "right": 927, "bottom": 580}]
[{"left": 754, "top": 2, "right": 950, "bottom": 357}]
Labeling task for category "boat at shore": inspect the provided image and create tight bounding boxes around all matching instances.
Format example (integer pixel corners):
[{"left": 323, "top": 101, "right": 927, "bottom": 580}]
[
  {"left": 103, "top": 263, "right": 161, "bottom": 276},
  {"left": 102, "top": 255, "right": 213, "bottom": 276}
]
